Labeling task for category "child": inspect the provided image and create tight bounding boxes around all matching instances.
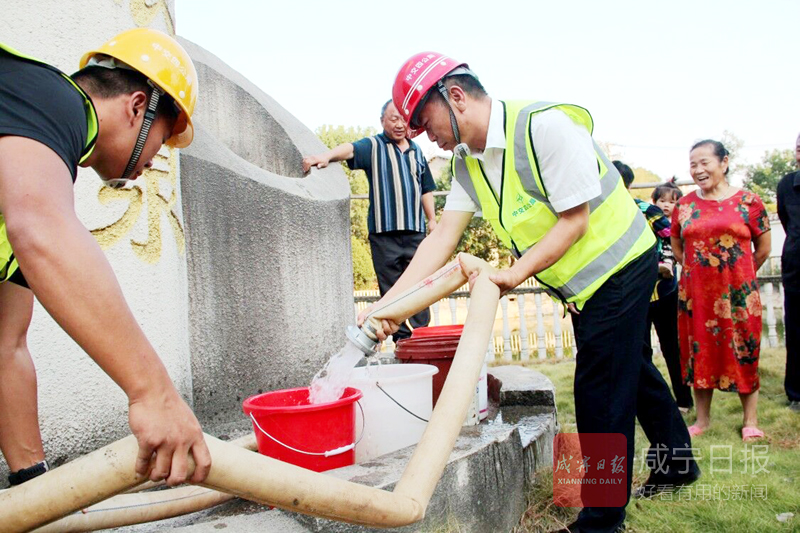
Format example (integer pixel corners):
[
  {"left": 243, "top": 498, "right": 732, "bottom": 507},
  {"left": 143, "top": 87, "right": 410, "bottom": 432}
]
[
  {"left": 652, "top": 180, "right": 683, "bottom": 220},
  {"left": 613, "top": 161, "right": 675, "bottom": 280}
]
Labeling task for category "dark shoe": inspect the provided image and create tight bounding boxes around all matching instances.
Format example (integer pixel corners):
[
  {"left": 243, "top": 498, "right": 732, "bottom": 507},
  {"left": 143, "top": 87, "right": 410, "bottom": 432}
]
[
  {"left": 634, "top": 468, "right": 700, "bottom": 499},
  {"left": 551, "top": 522, "right": 625, "bottom": 533}
]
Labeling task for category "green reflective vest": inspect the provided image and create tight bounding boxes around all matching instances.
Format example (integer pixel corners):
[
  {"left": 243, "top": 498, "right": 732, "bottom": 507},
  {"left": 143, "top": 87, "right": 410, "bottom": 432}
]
[
  {"left": 0, "top": 43, "right": 98, "bottom": 283},
  {"left": 451, "top": 100, "right": 655, "bottom": 309}
]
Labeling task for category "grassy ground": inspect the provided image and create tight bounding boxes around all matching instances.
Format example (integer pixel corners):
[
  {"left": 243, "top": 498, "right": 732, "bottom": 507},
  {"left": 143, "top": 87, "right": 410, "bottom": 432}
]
[{"left": 513, "top": 347, "right": 800, "bottom": 533}]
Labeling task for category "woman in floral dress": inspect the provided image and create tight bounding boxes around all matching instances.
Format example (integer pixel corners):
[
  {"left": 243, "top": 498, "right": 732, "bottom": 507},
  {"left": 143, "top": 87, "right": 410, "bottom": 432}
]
[{"left": 671, "top": 140, "right": 771, "bottom": 441}]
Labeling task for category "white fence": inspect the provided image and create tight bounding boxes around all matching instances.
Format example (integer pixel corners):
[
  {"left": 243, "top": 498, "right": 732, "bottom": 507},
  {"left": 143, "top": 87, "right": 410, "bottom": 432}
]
[{"left": 354, "top": 273, "right": 787, "bottom": 361}]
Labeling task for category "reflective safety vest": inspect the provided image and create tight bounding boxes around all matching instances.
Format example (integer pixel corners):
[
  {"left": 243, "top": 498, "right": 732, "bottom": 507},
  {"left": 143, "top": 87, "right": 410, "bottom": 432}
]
[
  {"left": 0, "top": 43, "right": 98, "bottom": 283},
  {"left": 451, "top": 100, "right": 655, "bottom": 309}
]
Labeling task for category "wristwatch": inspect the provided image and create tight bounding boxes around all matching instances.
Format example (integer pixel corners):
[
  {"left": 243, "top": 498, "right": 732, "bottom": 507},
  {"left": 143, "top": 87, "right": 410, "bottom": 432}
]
[{"left": 8, "top": 460, "right": 49, "bottom": 486}]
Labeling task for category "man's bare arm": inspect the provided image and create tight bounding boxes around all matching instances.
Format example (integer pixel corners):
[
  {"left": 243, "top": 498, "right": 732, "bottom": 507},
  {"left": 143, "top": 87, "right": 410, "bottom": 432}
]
[{"left": 0, "top": 137, "right": 211, "bottom": 485}]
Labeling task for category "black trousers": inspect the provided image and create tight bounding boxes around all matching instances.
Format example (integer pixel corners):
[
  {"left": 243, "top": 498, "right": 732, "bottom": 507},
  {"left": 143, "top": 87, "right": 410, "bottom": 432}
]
[
  {"left": 571, "top": 250, "right": 698, "bottom": 532},
  {"left": 647, "top": 289, "right": 694, "bottom": 408},
  {"left": 785, "top": 289, "right": 800, "bottom": 402},
  {"left": 368, "top": 230, "right": 430, "bottom": 341}
]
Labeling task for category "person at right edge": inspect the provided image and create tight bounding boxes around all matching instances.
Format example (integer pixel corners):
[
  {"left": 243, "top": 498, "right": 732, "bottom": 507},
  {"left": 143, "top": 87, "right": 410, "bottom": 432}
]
[
  {"left": 362, "top": 52, "right": 700, "bottom": 533},
  {"left": 776, "top": 132, "right": 800, "bottom": 412}
]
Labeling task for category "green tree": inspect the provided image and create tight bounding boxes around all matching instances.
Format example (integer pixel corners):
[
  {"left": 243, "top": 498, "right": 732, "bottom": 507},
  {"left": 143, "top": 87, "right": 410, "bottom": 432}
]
[
  {"left": 743, "top": 148, "right": 795, "bottom": 204},
  {"left": 434, "top": 166, "right": 513, "bottom": 267},
  {"left": 721, "top": 129, "right": 745, "bottom": 176},
  {"left": 629, "top": 166, "right": 664, "bottom": 201},
  {"left": 350, "top": 235, "right": 375, "bottom": 290},
  {"left": 315, "top": 125, "right": 377, "bottom": 289}
]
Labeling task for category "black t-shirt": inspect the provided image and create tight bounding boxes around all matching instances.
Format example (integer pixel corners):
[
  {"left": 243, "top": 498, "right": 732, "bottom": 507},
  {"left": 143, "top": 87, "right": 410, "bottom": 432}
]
[
  {"left": 0, "top": 49, "right": 88, "bottom": 181},
  {"left": 778, "top": 171, "right": 800, "bottom": 290},
  {"left": 0, "top": 49, "right": 89, "bottom": 288}
]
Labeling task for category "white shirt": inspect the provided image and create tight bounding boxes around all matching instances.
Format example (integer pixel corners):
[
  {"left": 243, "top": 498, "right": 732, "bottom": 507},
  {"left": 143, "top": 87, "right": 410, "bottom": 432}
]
[{"left": 444, "top": 99, "right": 601, "bottom": 214}]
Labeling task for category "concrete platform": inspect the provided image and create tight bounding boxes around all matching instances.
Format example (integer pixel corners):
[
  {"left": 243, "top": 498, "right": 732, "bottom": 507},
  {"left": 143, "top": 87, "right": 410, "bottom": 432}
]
[
  {"left": 112, "top": 367, "right": 557, "bottom": 533},
  {"left": 490, "top": 365, "right": 556, "bottom": 407}
]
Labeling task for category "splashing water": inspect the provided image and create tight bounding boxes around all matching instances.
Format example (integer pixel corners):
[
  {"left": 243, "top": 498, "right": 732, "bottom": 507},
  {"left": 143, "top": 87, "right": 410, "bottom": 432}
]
[{"left": 309, "top": 340, "right": 365, "bottom": 404}]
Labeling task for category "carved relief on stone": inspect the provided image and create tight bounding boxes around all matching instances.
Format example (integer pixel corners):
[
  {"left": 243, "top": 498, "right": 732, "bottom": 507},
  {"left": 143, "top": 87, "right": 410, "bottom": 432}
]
[
  {"left": 91, "top": 146, "right": 185, "bottom": 264},
  {"left": 127, "top": 0, "right": 174, "bottom": 33}
]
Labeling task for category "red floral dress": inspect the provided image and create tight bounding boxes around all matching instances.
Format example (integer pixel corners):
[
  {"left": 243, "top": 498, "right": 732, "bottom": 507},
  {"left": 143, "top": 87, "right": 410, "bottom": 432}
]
[{"left": 671, "top": 190, "right": 770, "bottom": 393}]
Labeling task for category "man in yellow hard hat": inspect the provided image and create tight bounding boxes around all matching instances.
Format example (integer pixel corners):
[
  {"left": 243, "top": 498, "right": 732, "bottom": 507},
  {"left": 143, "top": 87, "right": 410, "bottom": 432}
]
[{"left": 0, "top": 28, "right": 210, "bottom": 487}]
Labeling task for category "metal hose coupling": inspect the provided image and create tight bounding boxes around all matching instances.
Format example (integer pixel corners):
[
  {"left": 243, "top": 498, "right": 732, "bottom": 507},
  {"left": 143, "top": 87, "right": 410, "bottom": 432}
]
[{"left": 346, "top": 318, "right": 380, "bottom": 356}]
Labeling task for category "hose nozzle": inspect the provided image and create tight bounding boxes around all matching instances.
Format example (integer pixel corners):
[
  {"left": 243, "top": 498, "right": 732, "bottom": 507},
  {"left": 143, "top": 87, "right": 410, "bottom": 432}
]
[{"left": 346, "top": 319, "right": 379, "bottom": 356}]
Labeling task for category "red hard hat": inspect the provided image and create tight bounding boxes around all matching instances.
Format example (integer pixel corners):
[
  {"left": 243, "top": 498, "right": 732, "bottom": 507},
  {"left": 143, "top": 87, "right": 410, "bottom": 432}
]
[{"left": 392, "top": 52, "right": 468, "bottom": 138}]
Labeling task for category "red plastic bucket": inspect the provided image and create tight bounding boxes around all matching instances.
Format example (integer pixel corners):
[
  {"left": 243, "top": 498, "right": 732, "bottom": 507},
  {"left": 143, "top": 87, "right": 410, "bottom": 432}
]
[
  {"left": 395, "top": 336, "right": 461, "bottom": 407},
  {"left": 242, "top": 386, "right": 362, "bottom": 472},
  {"left": 412, "top": 325, "right": 465, "bottom": 338}
]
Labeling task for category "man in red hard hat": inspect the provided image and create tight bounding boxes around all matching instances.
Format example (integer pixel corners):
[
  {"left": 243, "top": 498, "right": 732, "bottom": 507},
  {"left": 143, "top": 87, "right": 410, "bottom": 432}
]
[
  {"left": 0, "top": 29, "right": 211, "bottom": 487},
  {"left": 363, "top": 52, "right": 699, "bottom": 533}
]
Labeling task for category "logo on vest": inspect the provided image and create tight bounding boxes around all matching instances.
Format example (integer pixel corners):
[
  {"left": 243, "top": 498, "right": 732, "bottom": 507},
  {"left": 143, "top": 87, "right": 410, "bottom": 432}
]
[{"left": 511, "top": 196, "right": 537, "bottom": 217}]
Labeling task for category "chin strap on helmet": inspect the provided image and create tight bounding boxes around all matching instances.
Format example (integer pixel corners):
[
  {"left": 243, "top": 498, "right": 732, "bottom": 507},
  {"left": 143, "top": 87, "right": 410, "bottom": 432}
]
[
  {"left": 108, "top": 81, "right": 163, "bottom": 188},
  {"left": 435, "top": 80, "right": 471, "bottom": 159}
]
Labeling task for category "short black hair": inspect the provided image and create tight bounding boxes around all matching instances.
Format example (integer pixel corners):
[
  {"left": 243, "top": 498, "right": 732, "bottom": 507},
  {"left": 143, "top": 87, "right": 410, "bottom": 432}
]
[
  {"left": 412, "top": 74, "right": 488, "bottom": 129},
  {"left": 612, "top": 160, "right": 635, "bottom": 189},
  {"left": 426, "top": 74, "right": 488, "bottom": 104},
  {"left": 72, "top": 66, "right": 178, "bottom": 122},
  {"left": 690, "top": 139, "right": 729, "bottom": 175},
  {"left": 652, "top": 181, "right": 683, "bottom": 203},
  {"left": 380, "top": 99, "right": 393, "bottom": 119}
]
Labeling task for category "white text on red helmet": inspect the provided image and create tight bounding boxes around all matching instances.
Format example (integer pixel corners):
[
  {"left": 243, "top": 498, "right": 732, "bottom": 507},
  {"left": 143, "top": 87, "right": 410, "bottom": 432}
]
[{"left": 405, "top": 55, "right": 434, "bottom": 82}]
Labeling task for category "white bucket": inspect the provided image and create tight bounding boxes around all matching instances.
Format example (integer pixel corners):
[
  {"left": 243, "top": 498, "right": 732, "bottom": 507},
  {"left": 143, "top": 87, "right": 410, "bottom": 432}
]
[
  {"left": 479, "top": 355, "right": 490, "bottom": 420},
  {"left": 463, "top": 361, "right": 489, "bottom": 426},
  {"left": 347, "top": 363, "right": 438, "bottom": 463}
]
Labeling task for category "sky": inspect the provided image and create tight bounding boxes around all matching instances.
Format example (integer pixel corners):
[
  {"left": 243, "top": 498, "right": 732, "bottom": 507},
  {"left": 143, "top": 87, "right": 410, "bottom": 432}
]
[{"left": 175, "top": 0, "right": 800, "bottom": 183}]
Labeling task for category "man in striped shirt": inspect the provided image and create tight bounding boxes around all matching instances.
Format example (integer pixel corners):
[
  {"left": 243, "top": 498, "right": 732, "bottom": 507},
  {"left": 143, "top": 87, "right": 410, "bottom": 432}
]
[{"left": 303, "top": 100, "right": 437, "bottom": 340}]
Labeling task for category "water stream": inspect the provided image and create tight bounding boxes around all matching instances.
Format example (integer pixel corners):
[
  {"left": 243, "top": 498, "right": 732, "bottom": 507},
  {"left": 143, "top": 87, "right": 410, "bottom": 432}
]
[{"left": 308, "top": 340, "right": 365, "bottom": 404}]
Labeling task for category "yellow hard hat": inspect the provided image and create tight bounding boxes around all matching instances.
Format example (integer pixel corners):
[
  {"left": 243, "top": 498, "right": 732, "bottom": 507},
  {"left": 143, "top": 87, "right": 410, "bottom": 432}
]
[{"left": 80, "top": 28, "right": 198, "bottom": 148}]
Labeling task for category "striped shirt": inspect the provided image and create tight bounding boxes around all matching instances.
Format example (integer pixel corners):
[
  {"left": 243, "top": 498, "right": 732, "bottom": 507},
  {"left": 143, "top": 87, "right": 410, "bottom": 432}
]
[{"left": 348, "top": 133, "right": 436, "bottom": 234}]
